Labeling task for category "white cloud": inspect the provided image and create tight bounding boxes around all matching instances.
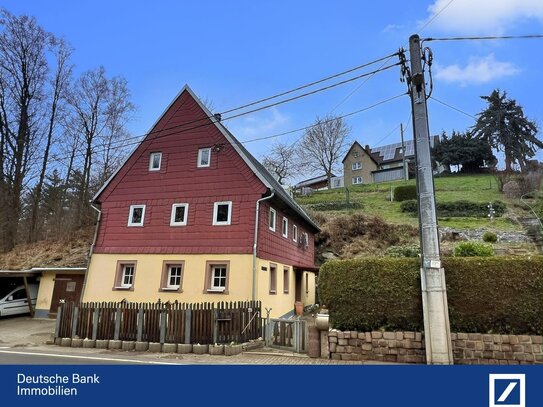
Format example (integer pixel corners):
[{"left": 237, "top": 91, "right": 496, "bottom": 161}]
[
  {"left": 383, "top": 23, "right": 404, "bottom": 33},
  {"left": 424, "top": 0, "right": 543, "bottom": 34},
  {"left": 230, "top": 107, "right": 289, "bottom": 139},
  {"left": 434, "top": 54, "right": 520, "bottom": 86}
]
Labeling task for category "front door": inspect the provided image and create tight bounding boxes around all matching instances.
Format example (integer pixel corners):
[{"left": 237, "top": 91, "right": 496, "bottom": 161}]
[{"left": 49, "top": 274, "right": 84, "bottom": 315}]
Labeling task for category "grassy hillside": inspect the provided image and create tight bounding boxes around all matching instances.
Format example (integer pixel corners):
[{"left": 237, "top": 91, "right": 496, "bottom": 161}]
[{"left": 296, "top": 174, "right": 523, "bottom": 231}]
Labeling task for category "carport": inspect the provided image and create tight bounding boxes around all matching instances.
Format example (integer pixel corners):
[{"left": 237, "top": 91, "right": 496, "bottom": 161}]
[{"left": 0, "top": 269, "right": 41, "bottom": 317}]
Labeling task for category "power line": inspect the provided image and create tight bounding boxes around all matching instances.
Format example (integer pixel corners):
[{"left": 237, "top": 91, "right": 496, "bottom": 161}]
[
  {"left": 429, "top": 96, "right": 476, "bottom": 119},
  {"left": 373, "top": 111, "right": 412, "bottom": 147},
  {"left": 418, "top": 0, "right": 457, "bottom": 33},
  {"left": 424, "top": 34, "right": 543, "bottom": 42}
]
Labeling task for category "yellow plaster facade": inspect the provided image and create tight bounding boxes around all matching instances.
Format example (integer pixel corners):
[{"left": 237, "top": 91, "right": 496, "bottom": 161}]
[
  {"left": 83, "top": 253, "right": 316, "bottom": 318},
  {"left": 35, "top": 271, "right": 55, "bottom": 315}
]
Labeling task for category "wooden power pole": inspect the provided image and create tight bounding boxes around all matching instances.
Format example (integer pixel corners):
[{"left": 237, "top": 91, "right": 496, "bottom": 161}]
[{"left": 408, "top": 34, "right": 453, "bottom": 364}]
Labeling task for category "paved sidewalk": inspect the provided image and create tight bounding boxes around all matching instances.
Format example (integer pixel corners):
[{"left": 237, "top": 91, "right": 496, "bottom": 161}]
[{"left": 0, "top": 316, "right": 392, "bottom": 365}]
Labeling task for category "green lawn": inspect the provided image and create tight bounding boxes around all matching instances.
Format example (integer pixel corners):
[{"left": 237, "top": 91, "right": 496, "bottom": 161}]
[{"left": 296, "top": 174, "right": 524, "bottom": 231}]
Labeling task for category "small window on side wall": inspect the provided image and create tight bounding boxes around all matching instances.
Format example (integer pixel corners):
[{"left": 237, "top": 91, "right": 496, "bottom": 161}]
[
  {"left": 282, "top": 217, "right": 288, "bottom": 238},
  {"left": 204, "top": 261, "right": 230, "bottom": 294},
  {"left": 197, "top": 148, "right": 211, "bottom": 168},
  {"left": 114, "top": 261, "right": 137, "bottom": 290},
  {"left": 283, "top": 266, "right": 290, "bottom": 294},
  {"left": 269, "top": 208, "right": 276, "bottom": 231},
  {"left": 128, "top": 205, "right": 146, "bottom": 227},
  {"left": 269, "top": 263, "right": 277, "bottom": 294},
  {"left": 292, "top": 224, "right": 298, "bottom": 242},
  {"left": 213, "top": 201, "right": 232, "bottom": 225},
  {"left": 149, "top": 152, "right": 162, "bottom": 171},
  {"left": 170, "top": 203, "right": 189, "bottom": 226}
]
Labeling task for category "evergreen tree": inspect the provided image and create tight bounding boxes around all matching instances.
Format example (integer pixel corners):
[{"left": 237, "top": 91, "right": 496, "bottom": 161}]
[
  {"left": 472, "top": 89, "right": 542, "bottom": 171},
  {"left": 432, "top": 131, "right": 496, "bottom": 173}
]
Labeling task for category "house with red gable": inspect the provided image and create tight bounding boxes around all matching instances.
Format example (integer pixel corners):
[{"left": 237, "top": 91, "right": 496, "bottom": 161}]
[{"left": 82, "top": 85, "right": 319, "bottom": 318}]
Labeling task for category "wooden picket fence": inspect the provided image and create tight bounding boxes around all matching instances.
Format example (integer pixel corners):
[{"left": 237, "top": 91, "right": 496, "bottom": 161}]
[{"left": 55, "top": 300, "right": 262, "bottom": 345}]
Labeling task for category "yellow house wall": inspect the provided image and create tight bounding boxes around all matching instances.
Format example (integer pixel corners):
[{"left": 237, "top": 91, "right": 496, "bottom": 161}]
[
  {"left": 84, "top": 253, "right": 316, "bottom": 319},
  {"left": 343, "top": 144, "right": 378, "bottom": 186},
  {"left": 35, "top": 271, "right": 55, "bottom": 316}
]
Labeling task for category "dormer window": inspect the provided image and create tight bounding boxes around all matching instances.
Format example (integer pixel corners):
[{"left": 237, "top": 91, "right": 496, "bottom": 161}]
[
  {"left": 149, "top": 152, "right": 162, "bottom": 171},
  {"left": 198, "top": 148, "right": 211, "bottom": 168}
]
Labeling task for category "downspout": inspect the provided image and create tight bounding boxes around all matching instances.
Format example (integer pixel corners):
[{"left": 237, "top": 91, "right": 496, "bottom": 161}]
[
  {"left": 252, "top": 189, "right": 275, "bottom": 301},
  {"left": 81, "top": 202, "right": 101, "bottom": 302}
]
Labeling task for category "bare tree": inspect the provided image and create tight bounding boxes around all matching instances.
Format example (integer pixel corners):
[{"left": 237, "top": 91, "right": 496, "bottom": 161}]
[
  {"left": 0, "top": 9, "right": 49, "bottom": 252},
  {"left": 298, "top": 115, "right": 350, "bottom": 188},
  {"left": 262, "top": 142, "right": 297, "bottom": 185}
]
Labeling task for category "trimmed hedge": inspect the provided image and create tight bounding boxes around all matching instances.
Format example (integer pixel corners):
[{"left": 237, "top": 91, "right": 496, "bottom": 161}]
[
  {"left": 400, "top": 200, "right": 507, "bottom": 217},
  {"left": 306, "top": 202, "right": 362, "bottom": 211},
  {"left": 393, "top": 185, "right": 417, "bottom": 202},
  {"left": 318, "top": 257, "right": 543, "bottom": 334},
  {"left": 454, "top": 242, "right": 494, "bottom": 257}
]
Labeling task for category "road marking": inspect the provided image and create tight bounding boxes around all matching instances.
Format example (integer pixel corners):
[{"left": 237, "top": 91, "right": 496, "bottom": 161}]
[{"left": 0, "top": 349, "right": 177, "bottom": 365}]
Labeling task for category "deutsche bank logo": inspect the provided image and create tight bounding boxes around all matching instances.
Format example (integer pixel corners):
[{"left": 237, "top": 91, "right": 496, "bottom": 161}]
[{"left": 489, "top": 374, "right": 526, "bottom": 407}]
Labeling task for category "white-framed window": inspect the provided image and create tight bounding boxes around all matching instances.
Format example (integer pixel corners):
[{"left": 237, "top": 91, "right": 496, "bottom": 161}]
[
  {"left": 292, "top": 224, "right": 298, "bottom": 242},
  {"left": 269, "top": 208, "right": 276, "bottom": 231},
  {"left": 281, "top": 217, "right": 288, "bottom": 238},
  {"left": 121, "top": 264, "right": 135, "bottom": 288},
  {"left": 160, "top": 261, "right": 184, "bottom": 292},
  {"left": 128, "top": 205, "right": 146, "bottom": 227},
  {"left": 352, "top": 162, "right": 362, "bottom": 170},
  {"left": 333, "top": 179, "right": 341, "bottom": 187},
  {"left": 197, "top": 147, "right": 211, "bottom": 168},
  {"left": 210, "top": 265, "right": 227, "bottom": 291},
  {"left": 149, "top": 152, "right": 162, "bottom": 171},
  {"left": 352, "top": 176, "right": 363, "bottom": 185},
  {"left": 170, "top": 203, "right": 189, "bottom": 226},
  {"left": 353, "top": 151, "right": 360, "bottom": 158},
  {"left": 167, "top": 265, "right": 182, "bottom": 288},
  {"left": 213, "top": 201, "right": 232, "bottom": 225}
]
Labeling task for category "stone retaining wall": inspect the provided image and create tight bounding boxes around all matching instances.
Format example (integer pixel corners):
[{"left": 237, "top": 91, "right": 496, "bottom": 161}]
[{"left": 327, "top": 330, "right": 543, "bottom": 365}]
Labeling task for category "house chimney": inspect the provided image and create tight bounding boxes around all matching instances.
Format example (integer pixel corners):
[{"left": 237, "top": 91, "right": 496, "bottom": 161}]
[{"left": 365, "top": 144, "right": 370, "bottom": 151}]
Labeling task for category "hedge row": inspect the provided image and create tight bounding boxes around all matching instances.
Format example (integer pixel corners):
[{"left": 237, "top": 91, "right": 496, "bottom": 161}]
[
  {"left": 318, "top": 257, "right": 543, "bottom": 334},
  {"left": 305, "top": 202, "right": 362, "bottom": 211},
  {"left": 393, "top": 185, "right": 417, "bottom": 202},
  {"left": 400, "top": 200, "right": 507, "bottom": 217}
]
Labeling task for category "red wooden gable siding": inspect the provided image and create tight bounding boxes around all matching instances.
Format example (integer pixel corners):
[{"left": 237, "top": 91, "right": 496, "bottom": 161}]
[
  {"left": 93, "top": 88, "right": 316, "bottom": 267},
  {"left": 257, "top": 201, "right": 315, "bottom": 269}
]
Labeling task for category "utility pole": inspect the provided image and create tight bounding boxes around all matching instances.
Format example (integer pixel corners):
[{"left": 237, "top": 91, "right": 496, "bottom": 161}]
[
  {"left": 408, "top": 34, "right": 453, "bottom": 364},
  {"left": 400, "top": 123, "right": 408, "bottom": 182}
]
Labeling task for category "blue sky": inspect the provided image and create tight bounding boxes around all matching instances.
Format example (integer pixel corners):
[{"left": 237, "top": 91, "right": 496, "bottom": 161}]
[{"left": 3, "top": 0, "right": 543, "bottom": 179}]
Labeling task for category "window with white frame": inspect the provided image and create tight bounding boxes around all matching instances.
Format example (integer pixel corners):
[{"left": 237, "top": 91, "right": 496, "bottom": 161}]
[
  {"left": 114, "top": 263, "right": 136, "bottom": 289},
  {"left": 269, "top": 208, "right": 276, "bottom": 231},
  {"left": 160, "top": 261, "right": 184, "bottom": 291},
  {"left": 167, "top": 265, "right": 182, "bottom": 288},
  {"left": 352, "top": 176, "right": 363, "bottom": 185},
  {"left": 281, "top": 217, "right": 288, "bottom": 238},
  {"left": 170, "top": 203, "right": 188, "bottom": 226},
  {"left": 352, "top": 162, "right": 362, "bottom": 170},
  {"left": 208, "top": 264, "right": 228, "bottom": 292},
  {"left": 197, "top": 148, "right": 211, "bottom": 167},
  {"left": 128, "top": 205, "right": 146, "bottom": 226},
  {"left": 213, "top": 201, "right": 232, "bottom": 225},
  {"left": 292, "top": 224, "right": 298, "bottom": 242},
  {"left": 353, "top": 151, "right": 360, "bottom": 158},
  {"left": 149, "top": 152, "right": 162, "bottom": 171}
]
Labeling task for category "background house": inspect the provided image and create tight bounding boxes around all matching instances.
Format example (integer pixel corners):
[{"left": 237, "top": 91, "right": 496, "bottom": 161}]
[
  {"left": 82, "top": 86, "right": 319, "bottom": 318},
  {"left": 293, "top": 174, "right": 336, "bottom": 195}
]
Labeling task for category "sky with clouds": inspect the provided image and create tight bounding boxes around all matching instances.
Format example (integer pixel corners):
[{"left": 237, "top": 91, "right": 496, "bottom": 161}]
[{"left": 2, "top": 0, "right": 542, "bottom": 180}]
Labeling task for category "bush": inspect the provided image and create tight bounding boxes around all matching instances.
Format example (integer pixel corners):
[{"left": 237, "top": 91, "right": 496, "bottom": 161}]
[
  {"left": 400, "top": 200, "right": 507, "bottom": 218},
  {"left": 305, "top": 202, "right": 362, "bottom": 211},
  {"left": 482, "top": 231, "right": 498, "bottom": 243},
  {"left": 318, "top": 257, "right": 543, "bottom": 334},
  {"left": 393, "top": 185, "right": 417, "bottom": 202},
  {"left": 385, "top": 245, "right": 420, "bottom": 258},
  {"left": 454, "top": 242, "right": 494, "bottom": 257}
]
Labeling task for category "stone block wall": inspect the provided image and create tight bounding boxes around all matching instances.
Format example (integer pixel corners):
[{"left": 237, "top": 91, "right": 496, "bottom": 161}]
[{"left": 327, "top": 330, "right": 543, "bottom": 365}]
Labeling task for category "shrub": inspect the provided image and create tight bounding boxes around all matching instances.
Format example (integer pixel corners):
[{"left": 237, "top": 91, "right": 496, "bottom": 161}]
[
  {"left": 482, "top": 231, "right": 498, "bottom": 243},
  {"left": 318, "top": 257, "right": 543, "bottom": 334},
  {"left": 454, "top": 242, "right": 493, "bottom": 257},
  {"left": 393, "top": 185, "right": 417, "bottom": 202},
  {"left": 305, "top": 202, "right": 362, "bottom": 211},
  {"left": 385, "top": 244, "right": 420, "bottom": 258},
  {"left": 400, "top": 200, "right": 507, "bottom": 218}
]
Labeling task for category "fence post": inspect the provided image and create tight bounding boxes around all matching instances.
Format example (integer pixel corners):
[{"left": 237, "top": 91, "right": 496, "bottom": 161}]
[
  {"left": 212, "top": 308, "right": 218, "bottom": 344},
  {"left": 184, "top": 308, "right": 192, "bottom": 344},
  {"left": 54, "top": 304, "right": 63, "bottom": 338},
  {"left": 137, "top": 308, "right": 144, "bottom": 342},
  {"left": 114, "top": 307, "right": 122, "bottom": 340},
  {"left": 159, "top": 308, "right": 167, "bottom": 344},
  {"left": 70, "top": 306, "right": 79, "bottom": 338},
  {"left": 92, "top": 307, "right": 99, "bottom": 341}
]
